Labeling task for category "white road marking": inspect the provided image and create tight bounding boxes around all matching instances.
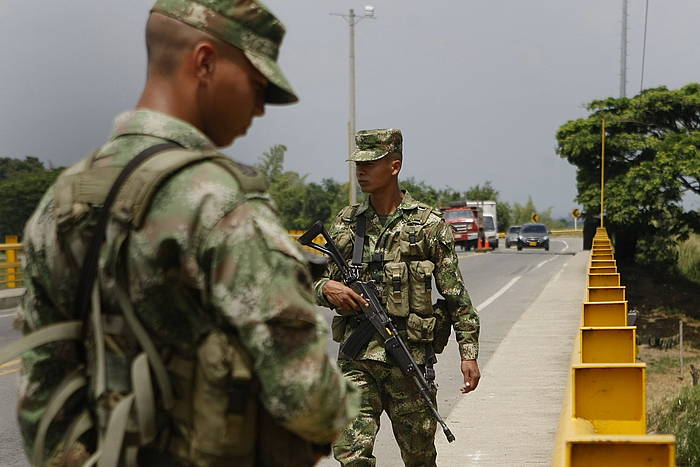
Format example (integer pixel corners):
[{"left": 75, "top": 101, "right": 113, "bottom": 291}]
[
  {"left": 475, "top": 255, "right": 559, "bottom": 312},
  {"left": 533, "top": 257, "right": 557, "bottom": 271},
  {"left": 553, "top": 239, "right": 569, "bottom": 252},
  {"left": 476, "top": 276, "right": 522, "bottom": 311}
]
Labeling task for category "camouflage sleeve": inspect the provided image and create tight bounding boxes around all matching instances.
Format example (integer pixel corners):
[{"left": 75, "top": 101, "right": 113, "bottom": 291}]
[
  {"left": 430, "top": 219, "right": 480, "bottom": 360},
  {"left": 202, "top": 199, "right": 358, "bottom": 444}
]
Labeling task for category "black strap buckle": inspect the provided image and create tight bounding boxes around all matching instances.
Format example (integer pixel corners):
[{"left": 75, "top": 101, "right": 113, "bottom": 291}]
[{"left": 392, "top": 276, "right": 401, "bottom": 292}]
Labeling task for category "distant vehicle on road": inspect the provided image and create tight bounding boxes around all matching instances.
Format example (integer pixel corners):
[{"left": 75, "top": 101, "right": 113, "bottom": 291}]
[
  {"left": 505, "top": 225, "right": 520, "bottom": 248},
  {"left": 517, "top": 223, "right": 550, "bottom": 251},
  {"left": 442, "top": 205, "right": 480, "bottom": 250},
  {"left": 467, "top": 200, "right": 498, "bottom": 249},
  {"left": 443, "top": 200, "right": 499, "bottom": 249}
]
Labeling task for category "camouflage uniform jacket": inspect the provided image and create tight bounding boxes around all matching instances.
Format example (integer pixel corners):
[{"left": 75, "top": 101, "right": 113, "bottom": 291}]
[
  {"left": 313, "top": 191, "right": 479, "bottom": 363},
  {"left": 19, "top": 109, "right": 358, "bottom": 458}
]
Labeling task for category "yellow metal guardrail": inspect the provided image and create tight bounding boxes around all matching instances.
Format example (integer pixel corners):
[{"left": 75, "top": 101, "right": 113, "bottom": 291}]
[
  {"left": 552, "top": 227, "right": 676, "bottom": 466},
  {"left": 0, "top": 236, "right": 23, "bottom": 288}
]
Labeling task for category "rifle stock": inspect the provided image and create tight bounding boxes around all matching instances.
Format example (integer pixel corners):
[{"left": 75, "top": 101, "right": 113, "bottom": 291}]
[{"left": 298, "top": 222, "right": 455, "bottom": 443}]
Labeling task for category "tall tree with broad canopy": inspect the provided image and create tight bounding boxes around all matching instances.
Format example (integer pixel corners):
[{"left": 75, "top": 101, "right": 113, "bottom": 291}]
[{"left": 556, "top": 84, "right": 700, "bottom": 265}]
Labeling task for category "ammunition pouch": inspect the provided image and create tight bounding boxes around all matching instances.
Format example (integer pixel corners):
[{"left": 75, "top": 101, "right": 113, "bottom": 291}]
[
  {"left": 383, "top": 262, "right": 409, "bottom": 317},
  {"left": 406, "top": 313, "right": 436, "bottom": 343},
  {"left": 399, "top": 224, "right": 429, "bottom": 257},
  {"left": 165, "top": 331, "right": 257, "bottom": 464},
  {"left": 431, "top": 299, "right": 452, "bottom": 354},
  {"left": 408, "top": 260, "right": 434, "bottom": 315}
]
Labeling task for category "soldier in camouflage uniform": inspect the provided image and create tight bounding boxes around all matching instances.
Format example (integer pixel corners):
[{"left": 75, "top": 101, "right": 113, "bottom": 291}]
[
  {"left": 314, "top": 129, "right": 481, "bottom": 466},
  {"left": 17, "top": 1, "right": 358, "bottom": 465}
]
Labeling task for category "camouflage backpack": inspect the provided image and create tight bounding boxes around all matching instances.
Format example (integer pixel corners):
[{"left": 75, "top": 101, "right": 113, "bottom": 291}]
[{"left": 0, "top": 144, "right": 273, "bottom": 466}]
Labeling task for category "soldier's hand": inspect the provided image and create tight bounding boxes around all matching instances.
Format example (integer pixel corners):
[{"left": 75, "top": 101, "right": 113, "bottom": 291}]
[
  {"left": 322, "top": 280, "right": 368, "bottom": 310},
  {"left": 460, "top": 359, "right": 480, "bottom": 394}
]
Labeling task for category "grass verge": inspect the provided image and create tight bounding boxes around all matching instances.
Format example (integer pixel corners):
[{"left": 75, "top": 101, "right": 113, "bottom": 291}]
[
  {"left": 623, "top": 241, "right": 700, "bottom": 466},
  {"left": 679, "top": 234, "right": 700, "bottom": 285},
  {"left": 648, "top": 381, "right": 700, "bottom": 467}
]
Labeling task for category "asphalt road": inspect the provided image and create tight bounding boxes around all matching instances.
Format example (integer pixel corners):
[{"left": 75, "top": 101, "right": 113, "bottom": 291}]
[{"left": 0, "top": 237, "right": 581, "bottom": 467}]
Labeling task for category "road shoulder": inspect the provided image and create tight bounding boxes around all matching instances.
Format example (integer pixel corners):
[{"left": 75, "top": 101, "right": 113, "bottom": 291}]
[{"left": 436, "top": 250, "right": 589, "bottom": 466}]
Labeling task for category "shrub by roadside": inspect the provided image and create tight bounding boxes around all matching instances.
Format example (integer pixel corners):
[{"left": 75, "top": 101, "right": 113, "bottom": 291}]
[{"left": 648, "top": 384, "right": 700, "bottom": 466}]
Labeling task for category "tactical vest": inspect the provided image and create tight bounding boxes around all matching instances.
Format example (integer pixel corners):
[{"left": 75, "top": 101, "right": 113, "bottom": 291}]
[
  {"left": 334, "top": 203, "right": 448, "bottom": 348},
  {"left": 0, "top": 146, "right": 305, "bottom": 466}
]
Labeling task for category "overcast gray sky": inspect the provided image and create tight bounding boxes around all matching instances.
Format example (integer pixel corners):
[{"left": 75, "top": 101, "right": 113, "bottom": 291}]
[{"left": 1, "top": 0, "right": 699, "bottom": 217}]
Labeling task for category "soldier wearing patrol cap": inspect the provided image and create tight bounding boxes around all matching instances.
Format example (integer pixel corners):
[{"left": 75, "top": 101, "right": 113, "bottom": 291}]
[
  {"left": 314, "top": 129, "right": 481, "bottom": 466},
  {"left": 15, "top": 1, "right": 358, "bottom": 465}
]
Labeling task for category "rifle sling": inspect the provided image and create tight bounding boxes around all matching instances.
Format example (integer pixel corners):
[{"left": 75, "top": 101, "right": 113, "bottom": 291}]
[{"left": 351, "top": 214, "right": 367, "bottom": 267}]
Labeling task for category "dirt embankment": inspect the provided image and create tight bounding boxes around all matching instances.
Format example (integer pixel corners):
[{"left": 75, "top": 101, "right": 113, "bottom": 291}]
[{"left": 620, "top": 264, "right": 700, "bottom": 405}]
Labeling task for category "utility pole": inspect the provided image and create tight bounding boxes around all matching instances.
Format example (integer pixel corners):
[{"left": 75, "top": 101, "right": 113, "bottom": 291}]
[
  {"left": 640, "top": 0, "right": 650, "bottom": 92},
  {"left": 600, "top": 120, "right": 606, "bottom": 227},
  {"left": 331, "top": 7, "right": 376, "bottom": 205},
  {"left": 620, "top": 0, "right": 628, "bottom": 98}
]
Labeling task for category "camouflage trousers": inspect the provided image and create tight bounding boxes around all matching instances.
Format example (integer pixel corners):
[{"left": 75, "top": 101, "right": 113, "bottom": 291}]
[{"left": 332, "top": 359, "right": 437, "bottom": 467}]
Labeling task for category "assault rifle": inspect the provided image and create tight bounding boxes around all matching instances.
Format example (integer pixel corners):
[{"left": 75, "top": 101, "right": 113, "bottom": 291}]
[{"left": 298, "top": 221, "right": 456, "bottom": 443}]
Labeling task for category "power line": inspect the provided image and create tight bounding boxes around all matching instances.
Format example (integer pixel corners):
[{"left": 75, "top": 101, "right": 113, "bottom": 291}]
[{"left": 640, "top": 0, "right": 650, "bottom": 92}]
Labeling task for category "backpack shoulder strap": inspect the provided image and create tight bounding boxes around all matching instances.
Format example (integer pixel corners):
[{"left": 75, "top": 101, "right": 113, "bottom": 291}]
[
  {"left": 75, "top": 142, "right": 181, "bottom": 321},
  {"left": 112, "top": 149, "right": 268, "bottom": 229},
  {"left": 338, "top": 204, "right": 360, "bottom": 222},
  {"left": 407, "top": 203, "right": 434, "bottom": 225}
]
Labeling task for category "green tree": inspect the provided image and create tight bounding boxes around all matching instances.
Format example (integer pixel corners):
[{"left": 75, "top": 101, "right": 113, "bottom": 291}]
[
  {"left": 256, "top": 144, "right": 286, "bottom": 182},
  {"left": 464, "top": 181, "right": 499, "bottom": 201},
  {"left": 511, "top": 196, "right": 538, "bottom": 226},
  {"left": 556, "top": 84, "right": 700, "bottom": 266},
  {"left": 399, "top": 177, "right": 441, "bottom": 208},
  {"left": 258, "top": 145, "right": 348, "bottom": 229},
  {"left": 0, "top": 158, "right": 62, "bottom": 237}
]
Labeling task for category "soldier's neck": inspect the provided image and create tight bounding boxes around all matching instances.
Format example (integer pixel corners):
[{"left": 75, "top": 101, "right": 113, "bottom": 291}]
[
  {"left": 136, "top": 78, "right": 202, "bottom": 131},
  {"left": 369, "top": 183, "right": 404, "bottom": 215}
]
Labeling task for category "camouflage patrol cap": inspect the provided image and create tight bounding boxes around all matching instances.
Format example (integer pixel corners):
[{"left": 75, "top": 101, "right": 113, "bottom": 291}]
[
  {"left": 349, "top": 129, "right": 403, "bottom": 162},
  {"left": 151, "top": 0, "right": 298, "bottom": 104}
]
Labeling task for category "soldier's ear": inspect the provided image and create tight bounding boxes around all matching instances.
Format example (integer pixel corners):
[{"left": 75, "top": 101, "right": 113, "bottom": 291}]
[
  {"left": 192, "top": 41, "right": 217, "bottom": 82},
  {"left": 391, "top": 158, "right": 402, "bottom": 176}
]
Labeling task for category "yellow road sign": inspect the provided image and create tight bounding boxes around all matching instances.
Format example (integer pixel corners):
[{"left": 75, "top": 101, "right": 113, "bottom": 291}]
[
  {"left": 531, "top": 213, "right": 540, "bottom": 223},
  {"left": 572, "top": 208, "right": 581, "bottom": 218}
]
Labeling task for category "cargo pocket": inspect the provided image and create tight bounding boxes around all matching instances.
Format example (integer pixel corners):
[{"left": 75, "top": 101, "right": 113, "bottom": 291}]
[
  {"left": 331, "top": 315, "right": 348, "bottom": 343},
  {"left": 407, "top": 313, "right": 437, "bottom": 342},
  {"left": 408, "top": 260, "right": 434, "bottom": 315},
  {"left": 384, "top": 262, "right": 409, "bottom": 317},
  {"left": 431, "top": 299, "right": 452, "bottom": 354},
  {"left": 399, "top": 225, "right": 428, "bottom": 257},
  {"left": 192, "top": 331, "right": 256, "bottom": 458}
]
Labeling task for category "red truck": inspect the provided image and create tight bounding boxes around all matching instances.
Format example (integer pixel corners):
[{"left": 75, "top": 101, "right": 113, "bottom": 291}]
[{"left": 441, "top": 203, "right": 482, "bottom": 251}]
